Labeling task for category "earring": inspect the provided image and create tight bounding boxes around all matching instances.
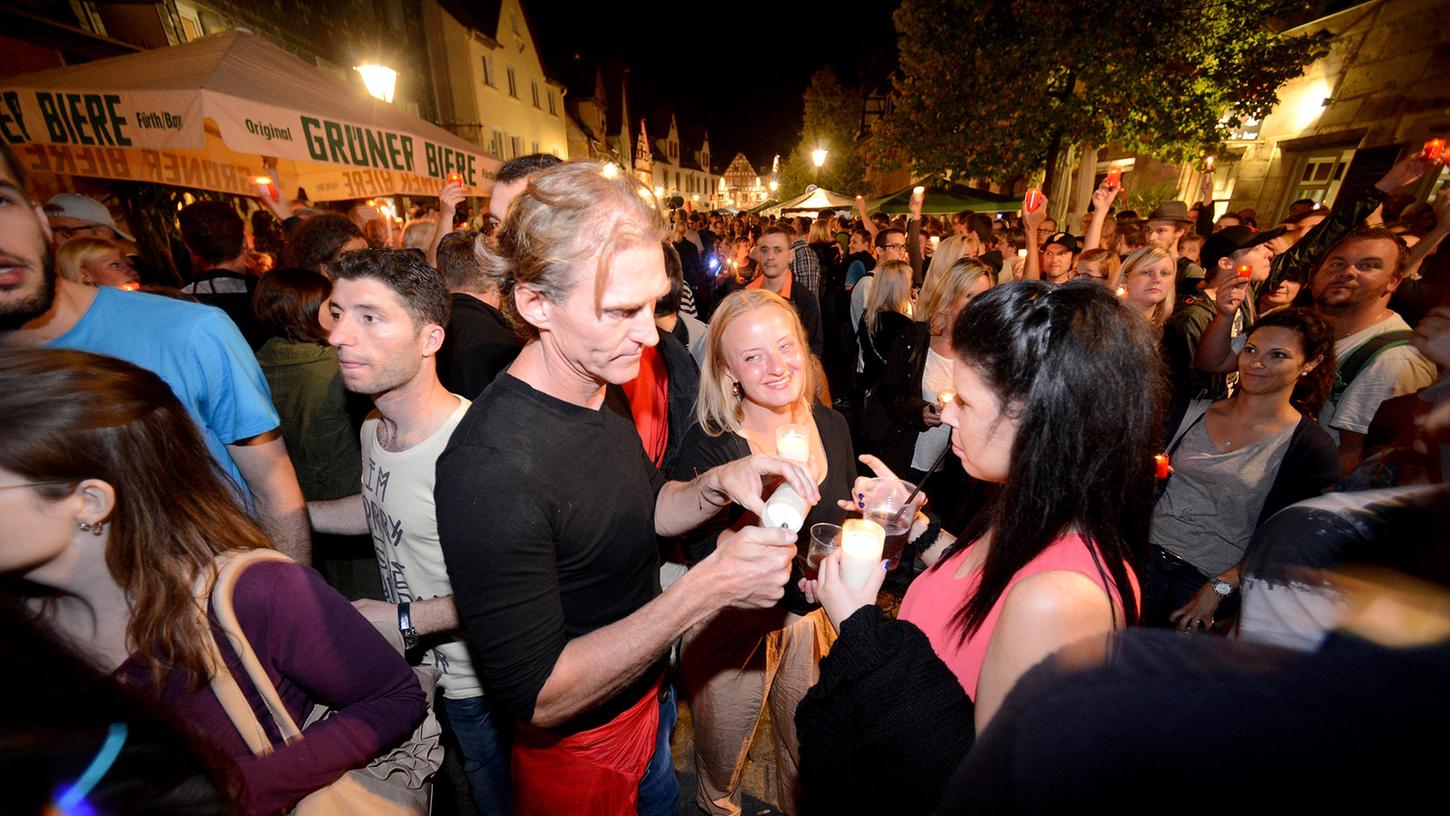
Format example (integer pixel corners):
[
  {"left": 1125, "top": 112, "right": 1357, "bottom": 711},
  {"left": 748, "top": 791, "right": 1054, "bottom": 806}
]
[
  {"left": 730, "top": 381, "right": 742, "bottom": 398},
  {"left": 78, "top": 520, "right": 105, "bottom": 536}
]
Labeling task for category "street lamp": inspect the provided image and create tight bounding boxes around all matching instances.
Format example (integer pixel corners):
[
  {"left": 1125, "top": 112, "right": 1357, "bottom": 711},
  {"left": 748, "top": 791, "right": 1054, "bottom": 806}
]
[
  {"left": 811, "top": 148, "right": 828, "bottom": 169},
  {"left": 355, "top": 64, "right": 398, "bottom": 103},
  {"left": 768, "top": 180, "right": 779, "bottom": 193}
]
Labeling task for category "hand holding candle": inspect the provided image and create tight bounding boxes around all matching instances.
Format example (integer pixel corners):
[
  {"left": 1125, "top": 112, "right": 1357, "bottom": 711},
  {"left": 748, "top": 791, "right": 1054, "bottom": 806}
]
[
  {"left": 1024, "top": 188, "right": 1044, "bottom": 213},
  {"left": 937, "top": 388, "right": 956, "bottom": 409},
  {"left": 252, "top": 174, "right": 279, "bottom": 204},
  {"left": 776, "top": 424, "right": 810, "bottom": 463},
  {"left": 1104, "top": 168, "right": 1122, "bottom": 189},
  {"left": 1423, "top": 139, "right": 1445, "bottom": 164},
  {"left": 838, "top": 518, "right": 886, "bottom": 589},
  {"left": 1236, "top": 263, "right": 1253, "bottom": 280}
]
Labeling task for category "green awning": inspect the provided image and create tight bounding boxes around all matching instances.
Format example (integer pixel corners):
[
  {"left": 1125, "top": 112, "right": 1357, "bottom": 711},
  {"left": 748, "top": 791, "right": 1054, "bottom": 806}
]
[{"left": 868, "top": 180, "right": 1018, "bottom": 215}]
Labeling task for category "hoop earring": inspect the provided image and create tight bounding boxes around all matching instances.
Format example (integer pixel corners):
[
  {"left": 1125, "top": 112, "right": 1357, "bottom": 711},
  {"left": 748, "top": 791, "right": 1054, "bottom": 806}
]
[
  {"left": 78, "top": 520, "right": 105, "bottom": 536},
  {"left": 730, "top": 381, "right": 742, "bottom": 398}
]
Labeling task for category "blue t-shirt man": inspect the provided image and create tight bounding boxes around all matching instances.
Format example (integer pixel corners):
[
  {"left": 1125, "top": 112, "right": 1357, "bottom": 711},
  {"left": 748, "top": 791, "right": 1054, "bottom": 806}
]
[{"left": 46, "top": 286, "right": 280, "bottom": 494}]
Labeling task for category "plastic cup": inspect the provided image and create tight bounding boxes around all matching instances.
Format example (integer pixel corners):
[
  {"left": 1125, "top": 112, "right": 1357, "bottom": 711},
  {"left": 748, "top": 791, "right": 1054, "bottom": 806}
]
[
  {"left": 803, "top": 523, "right": 841, "bottom": 580},
  {"left": 861, "top": 479, "right": 917, "bottom": 568}
]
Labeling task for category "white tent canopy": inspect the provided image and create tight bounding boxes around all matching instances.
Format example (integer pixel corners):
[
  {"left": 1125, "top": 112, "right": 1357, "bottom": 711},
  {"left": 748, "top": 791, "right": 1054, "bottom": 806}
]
[
  {"left": 772, "top": 185, "right": 856, "bottom": 216},
  {"left": 0, "top": 30, "right": 498, "bottom": 201}
]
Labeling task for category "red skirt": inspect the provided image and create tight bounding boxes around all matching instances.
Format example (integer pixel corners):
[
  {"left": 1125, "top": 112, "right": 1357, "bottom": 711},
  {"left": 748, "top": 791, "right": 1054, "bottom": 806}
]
[{"left": 511, "top": 681, "right": 662, "bottom": 815}]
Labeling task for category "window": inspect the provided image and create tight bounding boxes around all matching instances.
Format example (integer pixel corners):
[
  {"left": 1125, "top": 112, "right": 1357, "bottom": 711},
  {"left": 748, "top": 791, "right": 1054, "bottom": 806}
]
[
  {"left": 481, "top": 55, "right": 494, "bottom": 87},
  {"left": 175, "top": 1, "right": 203, "bottom": 41},
  {"left": 548, "top": 92, "right": 557, "bottom": 116},
  {"left": 531, "top": 141, "right": 539, "bottom": 154},
  {"left": 510, "top": 135, "right": 522, "bottom": 158},
  {"left": 507, "top": 67, "right": 517, "bottom": 98},
  {"left": 531, "top": 80, "right": 540, "bottom": 108},
  {"left": 488, "top": 130, "right": 504, "bottom": 158},
  {"left": 1286, "top": 147, "right": 1355, "bottom": 210}
]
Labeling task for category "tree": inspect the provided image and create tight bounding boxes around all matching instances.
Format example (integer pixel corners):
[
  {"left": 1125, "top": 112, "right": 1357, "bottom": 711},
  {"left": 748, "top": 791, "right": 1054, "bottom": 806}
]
[
  {"left": 778, "top": 68, "right": 870, "bottom": 199},
  {"left": 868, "top": 0, "right": 1332, "bottom": 192}
]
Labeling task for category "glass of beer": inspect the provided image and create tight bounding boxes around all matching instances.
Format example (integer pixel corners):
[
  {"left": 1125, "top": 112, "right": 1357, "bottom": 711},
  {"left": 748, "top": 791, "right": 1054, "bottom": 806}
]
[
  {"left": 803, "top": 523, "right": 841, "bottom": 580},
  {"left": 861, "top": 479, "right": 917, "bottom": 568}
]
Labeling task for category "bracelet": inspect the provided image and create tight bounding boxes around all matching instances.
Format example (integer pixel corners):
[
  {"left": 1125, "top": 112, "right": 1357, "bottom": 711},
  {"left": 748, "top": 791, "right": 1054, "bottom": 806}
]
[{"left": 907, "top": 513, "right": 941, "bottom": 558}]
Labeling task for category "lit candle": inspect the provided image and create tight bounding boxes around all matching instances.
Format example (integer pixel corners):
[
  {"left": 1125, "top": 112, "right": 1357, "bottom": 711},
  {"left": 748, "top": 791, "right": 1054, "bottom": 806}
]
[
  {"left": 1205, "top": 155, "right": 1215, "bottom": 170},
  {"left": 252, "top": 175, "right": 278, "bottom": 203},
  {"left": 776, "top": 424, "right": 810, "bottom": 463},
  {"left": 1155, "top": 454, "right": 1171, "bottom": 480},
  {"left": 118, "top": 281, "right": 141, "bottom": 291},
  {"left": 1236, "top": 263, "right": 1252, "bottom": 280},
  {"left": 1116, "top": 285, "right": 1128, "bottom": 298},
  {"left": 1025, "top": 188, "right": 1044, "bottom": 212},
  {"left": 1104, "top": 168, "right": 1121, "bottom": 188},
  {"left": 929, "top": 235, "right": 940, "bottom": 249},
  {"left": 913, "top": 185, "right": 925, "bottom": 196},
  {"left": 937, "top": 388, "right": 956, "bottom": 408},
  {"left": 1423, "top": 139, "right": 1445, "bottom": 163},
  {"left": 447, "top": 171, "right": 463, "bottom": 187},
  {"left": 839, "top": 519, "right": 885, "bottom": 589}
]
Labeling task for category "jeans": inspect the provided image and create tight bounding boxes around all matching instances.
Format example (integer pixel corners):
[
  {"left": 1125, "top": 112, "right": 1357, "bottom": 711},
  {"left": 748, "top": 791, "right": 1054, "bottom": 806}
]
[
  {"left": 1141, "top": 546, "right": 1212, "bottom": 627},
  {"left": 636, "top": 683, "right": 680, "bottom": 816},
  {"left": 439, "top": 694, "right": 513, "bottom": 815}
]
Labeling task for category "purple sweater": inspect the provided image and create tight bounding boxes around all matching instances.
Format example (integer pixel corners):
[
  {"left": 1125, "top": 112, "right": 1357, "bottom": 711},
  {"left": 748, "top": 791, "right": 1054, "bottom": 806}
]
[{"left": 115, "top": 560, "right": 426, "bottom": 815}]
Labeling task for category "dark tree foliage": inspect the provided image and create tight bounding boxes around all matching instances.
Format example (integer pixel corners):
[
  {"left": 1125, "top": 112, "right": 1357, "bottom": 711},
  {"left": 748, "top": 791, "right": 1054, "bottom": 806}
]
[{"left": 868, "top": 0, "right": 1332, "bottom": 188}]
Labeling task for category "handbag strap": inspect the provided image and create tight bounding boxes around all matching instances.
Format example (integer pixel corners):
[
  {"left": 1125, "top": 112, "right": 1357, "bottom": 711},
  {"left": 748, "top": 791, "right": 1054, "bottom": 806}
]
[{"left": 197, "top": 548, "right": 308, "bottom": 756}]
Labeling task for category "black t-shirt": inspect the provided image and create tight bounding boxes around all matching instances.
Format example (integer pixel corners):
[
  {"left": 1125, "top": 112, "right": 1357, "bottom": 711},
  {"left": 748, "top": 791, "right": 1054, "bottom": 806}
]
[
  {"left": 669, "top": 405, "right": 855, "bottom": 615},
  {"left": 436, "top": 373, "right": 668, "bottom": 733},
  {"left": 436, "top": 294, "right": 522, "bottom": 400}
]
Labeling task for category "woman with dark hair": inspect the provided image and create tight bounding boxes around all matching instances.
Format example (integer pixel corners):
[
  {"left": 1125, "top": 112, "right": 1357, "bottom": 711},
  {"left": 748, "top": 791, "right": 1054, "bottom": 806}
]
[
  {"left": 1145, "top": 307, "right": 1339, "bottom": 631},
  {"left": 253, "top": 268, "right": 378, "bottom": 599},
  {"left": 0, "top": 349, "right": 426, "bottom": 816},
  {"left": 793, "top": 280, "right": 1160, "bottom": 814}
]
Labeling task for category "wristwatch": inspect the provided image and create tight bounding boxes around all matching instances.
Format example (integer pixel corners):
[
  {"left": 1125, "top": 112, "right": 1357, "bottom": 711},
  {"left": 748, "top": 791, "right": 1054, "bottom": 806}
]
[
  {"left": 1210, "top": 579, "right": 1234, "bottom": 598},
  {"left": 397, "top": 602, "right": 419, "bottom": 650}
]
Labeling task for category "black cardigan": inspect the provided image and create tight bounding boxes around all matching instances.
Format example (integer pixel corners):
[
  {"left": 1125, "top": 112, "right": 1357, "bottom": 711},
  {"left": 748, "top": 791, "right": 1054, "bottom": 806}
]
[
  {"left": 860, "top": 320, "right": 933, "bottom": 473},
  {"left": 1164, "top": 403, "right": 1340, "bottom": 530},
  {"left": 795, "top": 605, "right": 975, "bottom": 815},
  {"left": 668, "top": 405, "right": 855, "bottom": 615}
]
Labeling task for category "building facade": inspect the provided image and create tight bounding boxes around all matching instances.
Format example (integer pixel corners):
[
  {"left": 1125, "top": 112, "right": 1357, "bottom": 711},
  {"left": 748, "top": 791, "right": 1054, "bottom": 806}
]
[
  {"left": 642, "top": 113, "right": 719, "bottom": 208},
  {"left": 722, "top": 152, "right": 769, "bottom": 209}
]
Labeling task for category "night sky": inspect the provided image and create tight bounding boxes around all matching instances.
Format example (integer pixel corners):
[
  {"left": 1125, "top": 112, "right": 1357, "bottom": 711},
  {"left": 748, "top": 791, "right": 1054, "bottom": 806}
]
[{"left": 532, "top": 2, "right": 901, "bottom": 171}]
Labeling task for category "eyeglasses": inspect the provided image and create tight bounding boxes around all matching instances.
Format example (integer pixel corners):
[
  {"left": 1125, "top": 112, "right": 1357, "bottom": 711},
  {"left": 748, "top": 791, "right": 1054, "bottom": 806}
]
[{"left": 884, "top": 243, "right": 906, "bottom": 250}]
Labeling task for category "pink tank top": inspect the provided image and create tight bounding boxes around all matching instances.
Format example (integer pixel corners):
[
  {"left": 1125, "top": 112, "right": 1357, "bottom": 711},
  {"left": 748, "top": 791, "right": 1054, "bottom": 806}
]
[{"left": 897, "top": 533, "right": 1138, "bottom": 700}]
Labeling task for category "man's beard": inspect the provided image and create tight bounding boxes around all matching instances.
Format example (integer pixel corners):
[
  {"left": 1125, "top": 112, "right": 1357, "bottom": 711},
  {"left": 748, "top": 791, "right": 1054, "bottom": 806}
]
[{"left": 0, "top": 249, "right": 57, "bottom": 332}]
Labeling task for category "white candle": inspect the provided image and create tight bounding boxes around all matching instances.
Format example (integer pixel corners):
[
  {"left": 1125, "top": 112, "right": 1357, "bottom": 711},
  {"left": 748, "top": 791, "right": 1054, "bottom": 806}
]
[
  {"left": 776, "top": 424, "right": 810, "bottom": 464},
  {"left": 839, "top": 519, "right": 885, "bottom": 589}
]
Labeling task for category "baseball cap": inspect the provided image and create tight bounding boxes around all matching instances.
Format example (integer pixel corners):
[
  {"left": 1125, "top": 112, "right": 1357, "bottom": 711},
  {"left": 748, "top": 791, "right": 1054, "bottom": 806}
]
[
  {"left": 1043, "top": 232, "right": 1078, "bottom": 253},
  {"left": 44, "top": 193, "right": 133, "bottom": 242},
  {"left": 1200, "top": 225, "right": 1286, "bottom": 274}
]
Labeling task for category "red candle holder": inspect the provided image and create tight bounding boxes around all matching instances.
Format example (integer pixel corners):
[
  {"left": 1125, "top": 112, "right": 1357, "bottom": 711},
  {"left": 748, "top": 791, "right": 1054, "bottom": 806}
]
[
  {"left": 1104, "top": 168, "right": 1121, "bottom": 188},
  {"left": 1025, "top": 188, "right": 1044, "bottom": 213},
  {"left": 1236, "top": 264, "right": 1252, "bottom": 280},
  {"left": 1423, "top": 139, "right": 1445, "bottom": 163},
  {"left": 1154, "top": 454, "right": 1171, "bottom": 480}
]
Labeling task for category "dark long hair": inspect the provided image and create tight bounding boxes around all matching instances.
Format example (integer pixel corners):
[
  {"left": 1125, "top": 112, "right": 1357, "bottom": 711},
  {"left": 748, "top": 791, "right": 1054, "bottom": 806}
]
[
  {"left": 0, "top": 349, "right": 272, "bottom": 688},
  {"left": 253, "top": 266, "right": 331, "bottom": 344},
  {"left": 1244, "top": 307, "right": 1336, "bottom": 419},
  {"left": 944, "top": 280, "right": 1166, "bottom": 637}
]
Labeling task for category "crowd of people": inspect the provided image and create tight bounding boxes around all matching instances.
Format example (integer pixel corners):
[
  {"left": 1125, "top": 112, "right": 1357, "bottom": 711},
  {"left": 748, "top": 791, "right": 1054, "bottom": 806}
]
[{"left": 3, "top": 135, "right": 1449, "bottom": 816}]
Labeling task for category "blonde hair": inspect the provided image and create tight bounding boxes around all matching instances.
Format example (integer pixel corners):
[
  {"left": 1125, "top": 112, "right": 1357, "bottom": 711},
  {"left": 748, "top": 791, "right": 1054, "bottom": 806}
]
[
  {"left": 477, "top": 160, "right": 667, "bottom": 339},
  {"left": 55, "top": 237, "right": 120, "bottom": 284},
  {"left": 918, "top": 257, "right": 992, "bottom": 335},
  {"left": 1119, "top": 245, "right": 1176, "bottom": 328},
  {"left": 807, "top": 218, "right": 832, "bottom": 244},
  {"left": 696, "top": 289, "right": 817, "bottom": 436},
  {"left": 1076, "top": 248, "right": 1122, "bottom": 287},
  {"left": 865, "top": 259, "right": 913, "bottom": 333},
  {"left": 401, "top": 219, "right": 434, "bottom": 250}
]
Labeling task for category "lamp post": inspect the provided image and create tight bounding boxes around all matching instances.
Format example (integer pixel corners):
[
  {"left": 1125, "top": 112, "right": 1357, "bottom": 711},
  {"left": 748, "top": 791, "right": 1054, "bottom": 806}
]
[
  {"left": 811, "top": 148, "right": 827, "bottom": 181},
  {"left": 355, "top": 64, "right": 398, "bottom": 103}
]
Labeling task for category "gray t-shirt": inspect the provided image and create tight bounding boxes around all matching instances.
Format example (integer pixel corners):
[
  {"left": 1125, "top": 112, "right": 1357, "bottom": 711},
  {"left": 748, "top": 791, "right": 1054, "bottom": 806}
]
[{"left": 1152, "top": 403, "right": 1295, "bottom": 577}]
